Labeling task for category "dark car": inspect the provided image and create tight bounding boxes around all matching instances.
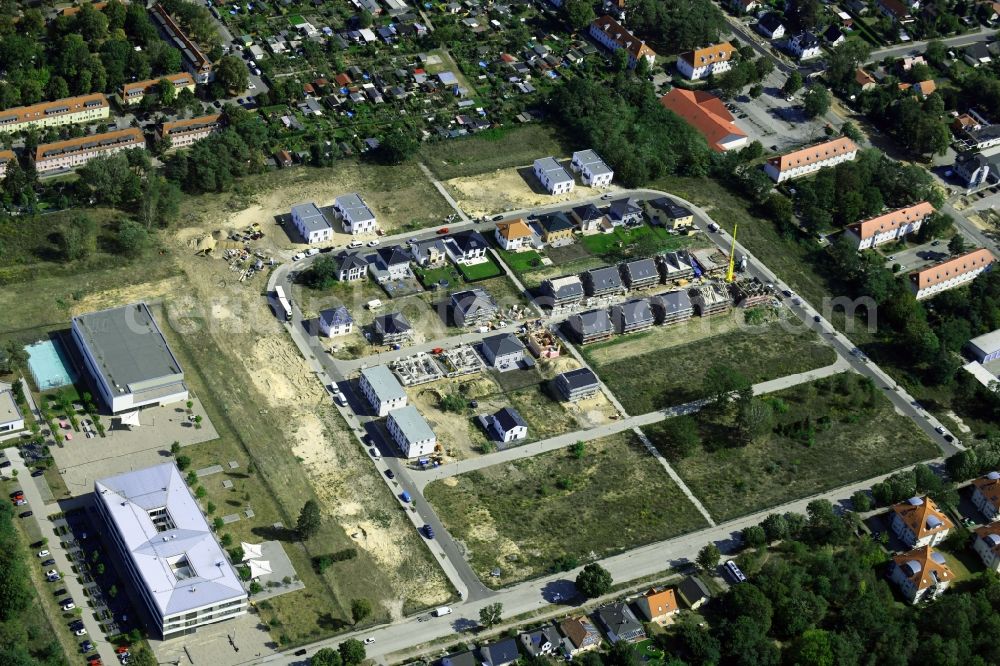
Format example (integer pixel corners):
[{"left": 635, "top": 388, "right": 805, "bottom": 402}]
[
  {"left": 20, "top": 511, "right": 32, "bottom": 518},
  {"left": 384, "top": 469, "right": 395, "bottom": 479},
  {"left": 54, "top": 589, "right": 67, "bottom": 597},
  {"left": 81, "top": 640, "right": 94, "bottom": 652},
  {"left": 9, "top": 490, "right": 23, "bottom": 499},
  {"left": 31, "top": 469, "right": 44, "bottom": 477},
  {"left": 294, "top": 649, "right": 308, "bottom": 656},
  {"left": 0, "top": 461, "right": 10, "bottom": 468},
  {"left": 813, "top": 315, "right": 821, "bottom": 322},
  {"left": 42, "top": 559, "right": 55, "bottom": 566},
  {"left": 944, "top": 434, "right": 955, "bottom": 443},
  {"left": 422, "top": 524, "right": 435, "bottom": 539}
]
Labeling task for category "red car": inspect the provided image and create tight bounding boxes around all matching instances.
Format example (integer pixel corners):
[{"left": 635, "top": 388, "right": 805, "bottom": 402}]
[{"left": 436, "top": 227, "right": 449, "bottom": 234}]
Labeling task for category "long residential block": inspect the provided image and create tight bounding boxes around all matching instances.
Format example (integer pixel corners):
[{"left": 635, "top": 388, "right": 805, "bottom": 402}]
[
  {"left": 588, "top": 15, "right": 657, "bottom": 68},
  {"left": 34, "top": 128, "right": 145, "bottom": 174},
  {"left": 0, "top": 93, "right": 109, "bottom": 134},
  {"left": 157, "top": 114, "right": 223, "bottom": 149},
  {"left": 763, "top": 137, "right": 858, "bottom": 182},
  {"left": 846, "top": 202, "right": 934, "bottom": 250},
  {"left": 909, "top": 248, "right": 995, "bottom": 300},
  {"left": 120, "top": 72, "right": 197, "bottom": 106},
  {"left": 150, "top": 3, "right": 213, "bottom": 83}
]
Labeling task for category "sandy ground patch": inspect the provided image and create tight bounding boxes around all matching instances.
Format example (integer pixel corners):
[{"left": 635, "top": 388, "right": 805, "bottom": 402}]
[
  {"left": 71, "top": 276, "right": 186, "bottom": 315},
  {"left": 248, "top": 336, "right": 325, "bottom": 407},
  {"left": 406, "top": 375, "right": 507, "bottom": 460},
  {"left": 445, "top": 167, "right": 620, "bottom": 217}
]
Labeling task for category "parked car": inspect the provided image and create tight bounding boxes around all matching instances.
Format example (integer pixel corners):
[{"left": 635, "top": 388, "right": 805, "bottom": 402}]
[
  {"left": 20, "top": 511, "right": 33, "bottom": 518},
  {"left": 81, "top": 639, "right": 93, "bottom": 651},
  {"left": 46, "top": 570, "right": 59, "bottom": 578},
  {"left": 31, "top": 469, "right": 44, "bottom": 477},
  {"left": 384, "top": 469, "right": 395, "bottom": 479},
  {"left": 348, "top": 239, "right": 363, "bottom": 248},
  {"left": 367, "top": 239, "right": 380, "bottom": 247},
  {"left": 306, "top": 247, "right": 320, "bottom": 257},
  {"left": 62, "top": 601, "right": 76, "bottom": 611},
  {"left": 436, "top": 227, "right": 449, "bottom": 234},
  {"left": 75, "top": 628, "right": 88, "bottom": 636},
  {"left": 292, "top": 252, "right": 306, "bottom": 261},
  {"left": 422, "top": 524, "right": 435, "bottom": 539},
  {"left": 42, "top": 558, "right": 55, "bottom": 566},
  {"left": 37, "top": 550, "right": 49, "bottom": 558},
  {"left": 363, "top": 637, "right": 376, "bottom": 645}
]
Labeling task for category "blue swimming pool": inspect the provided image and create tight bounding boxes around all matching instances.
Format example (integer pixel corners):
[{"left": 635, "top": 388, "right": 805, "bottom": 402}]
[{"left": 25, "top": 339, "right": 76, "bottom": 390}]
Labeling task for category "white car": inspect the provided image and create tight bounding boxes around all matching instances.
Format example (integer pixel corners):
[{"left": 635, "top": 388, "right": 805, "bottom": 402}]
[
  {"left": 935, "top": 426, "right": 946, "bottom": 435},
  {"left": 248, "top": 82, "right": 256, "bottom": 90},
  {"left": 292, "top": 252, "right": 306, "bottom": 261},
  {"left": 363, "top": 637, "right": 376, "bottom": 645},
  {"left": 37, "top": 549, "right": 49, "bottom": 558},
  {"left": 348, "top": 239, "right": 363, "bottom": 248},
  {"left": 62, "top": 602, "right": 75, "bottom": 611},
  {"left": 46, "top": 569, "right": 59, "bottom": 578},
  {"left": 75, "top": 628, "right": 87, "bottom": 636},
  {"left": 367, "top": 239, "right": 380, "bottom": 247},
  {"left": 306, "top": 248, "right": 320, "bottom": 257}
]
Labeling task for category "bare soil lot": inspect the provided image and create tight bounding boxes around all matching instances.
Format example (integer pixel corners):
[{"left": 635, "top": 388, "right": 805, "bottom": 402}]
[
  {"left": 424, "top": 431, "right": 709, "bottom": 585},
  {"left": 445, "top": 168, "right": 615, "bottom": 219}
]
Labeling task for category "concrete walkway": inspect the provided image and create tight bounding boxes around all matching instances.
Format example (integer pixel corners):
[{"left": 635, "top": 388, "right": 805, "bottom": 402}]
[
  {"left": 4, "top": 447, "right": 116, "bottom": 666},
  {"left": 632, "top": 426, "right": 716, "bottom": 527},
  {"left": 418, "top": 162, "right": 470, "bottom": 223}
]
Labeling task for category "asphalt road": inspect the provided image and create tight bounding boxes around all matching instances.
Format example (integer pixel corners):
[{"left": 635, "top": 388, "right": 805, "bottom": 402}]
[{"left": 866, "top": 26, "right": 993, "bottom": 63}]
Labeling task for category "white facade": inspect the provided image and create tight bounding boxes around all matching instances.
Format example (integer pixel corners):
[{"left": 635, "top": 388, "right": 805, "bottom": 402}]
[
  {"left": 676, "top": 47, "right": 733, "bottom": 81},
  {"left": 788, "top": 33, "right": 822, "bottom": 60},
  {"left": 386, "top": 405, "right": 436, "bottom": 458},
  {"left": 318, "top": 307, "right": 353, "bottom": 337},
  {"left": 34, "top": 129, "right": 145, "bottom": 174},
  {"left": 494, "top": 221, "right": 533, "bottom": 251},
  {"left": 359, "top": 366, "right": 407, "bottom": 417},
  {"left": 0, "top": 390, "right": 24, "bottom": 434},
  {"left": 334, "top": 193, "right": 377, "bottom": 235},
  {"left": 571, "top": 149, "right": 614, "bottom": 187},
  {"left": 764, "top": 145, "right": 859, "bottom": 182},
  {"left": 72, "top": 303, "right": 189, "bottom": 415},
  {"left": 95, "top": 464, "right": 248, "bottom": 639},
  {"left": 533, "top": 157, "right": 575, "bottom": 195},
  {"left": 291, "top": 202, "right": 333, "bottom": 244},
  {"left": 974, "top": 530, "right": 1000, "bottom": 572},
  {"left": 910, "top": 251, "right": 994, "bottom": 300}
]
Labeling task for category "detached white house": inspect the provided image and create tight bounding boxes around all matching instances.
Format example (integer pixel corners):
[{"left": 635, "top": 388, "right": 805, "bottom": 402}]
[
  {"left": 570, "top": 149, "right": 614, "bottom": 187},
  {"left": 973, "top": 523, "right": 1000, "bottom": 572},
  {"left": 788, "top": 32, "right": 822, "bottom": 60},
  {"left": 334, "top": 193, "right": 377, "bottom": 235},
  {"left": 486, "top": 406, "right": 528, "bottom": 443},
  {"left": 291, "top": 202, "right": 333, "bottom": 244},
  {"left": 533, "top": 157, "right": 574, "bottom": 195},
  {"left": 890, "top": 496, "right": 953, "bottom": 548},
  {"left": 889, "top": 546, "right": 953, "bottom": 604},
  {"left": 972, "top": 471, "right": 1000, "bottom": 522},
  {"left": 495, "top": 219, "right": 534, "bottom": 251},
  {"left": 318, "top": 306, "right": 353, "bottom": 337}
]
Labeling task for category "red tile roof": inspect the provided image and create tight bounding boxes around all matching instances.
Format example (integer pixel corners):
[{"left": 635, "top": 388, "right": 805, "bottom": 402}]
[
  {"left": 892, "top": 546, "right": 952, "bottom": 591},
  {"left": 891, "top": 495, "right": 953, "bottom": 540},
  {"left": 34, "top": 127, "right": 144, "bottom": 162},
  {"left": 766, "top": 137, "right": 858, "bottom": 174},
  {"left": 848, "top": 202, "right": 934, "bottom": 241},
  {"left": 679, "top": 42, "right": 735, "bottom": 68},
  {"left": 0, "top": 93, "right": 108, "bottom": 128},
  {"left": 910, "top": 248, "right": 995, "bottom": 290},
  {"left": 660, "top": 88, "right": 746, "bottom": 152},
  {"left": 590, "top": 15, "right": 658, "bottom": 62}
]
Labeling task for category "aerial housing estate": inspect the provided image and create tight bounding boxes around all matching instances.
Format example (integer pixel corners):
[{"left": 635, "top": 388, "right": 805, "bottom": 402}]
[
  {"left": 156, "top": 114, "right": 224, "bottom": 150},
  {"left": 95, "top": 463, "right": 248, "bottom": 638},
  {"left": 533, "top": 157, "right": 575, "bottom": 195},
  {"left": 845, "top": 202, "right": 935, "bottom": 250},
  {"left": 150, "top": 3, "right": 213, "bottom": 83},
  {"left": 909, "top": 248, "right": 995, "bottom": 299}
]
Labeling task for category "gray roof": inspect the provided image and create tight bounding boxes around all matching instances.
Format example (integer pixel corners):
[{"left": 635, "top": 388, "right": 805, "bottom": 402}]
[
  {"left": 534, "top": 156, "right": 573, "bottom": 185},
  {"left": 572, "top": 309, "right": 613, "bottom": 335},
  {"left": 572, "top": 149, "right": 612, "bottom": 176},
  {"left": 388, "top": 404, "right": 435, "bottom": 442},
  {"left": 374, "top": 311, "right": 412, "bottom": 336},
  {"left": 319, "top": 305, "right": 353, "bottom": 327},
  {"left": 585, "top": 266, "right": 623, "bottom": 290},
  {"left": 572, "top": 203, "right": 604, "bottom": 222},
  {"left": 448, "top": 230, "right": 488, "bottom": 254},
  {"left": 757, "top": 12, "right": 783, "bottom": 31},
  {"left": 73, "top": 303, "right": 183, "bottom": 393},
  {"left": 544, "top": 275, "right": 584, "bottom": 300},
  {"left": 482, "top": 333, "right": 525, "bottom": 357},
  {"left": 441, "top": 651, "right": 477, "bottom": 666},
  {"left": 540, "top": 211, "right": 575, "bottom": 233},
  {"left": 493, "top": 406, "right": 527, "bottom": 432},
  {"left": 622, "top": 258, "right": 658, "bottom": 282},
  {"left": 94, "top": 464, "right": 247, "bottom": 617},
  {"left": 608, "top": 197, "right": 642, "bottom": 220},
  {"left": 291, "top": 202, "right": 331, "bottom": 233},
  {"left": 373, "top": 245, "right": 411, "bottom": 267},
  {"left": 648, "top": 196, "right": 692, "bottom": 220},
  {"left": 596, "top": 603, "right": 643, "bottom": 637},
  {"left": 481, "top": 638, "right": 520, "bottom": 666},
  {"left": 335, "top": 251, "right": 369, "bottom": 272},
  {"left": 335, "top": 192, "right": 376, "bottom": 222},
  {"left": 0, "top": 389, "right": 22, "bottom": 427},
  {"left": 794, "top": 31, "right": 819, "bottom": 48},
  {"left": 969, "top": 328, "right": 1000, "bottom": 355},
  {"left": 413, "top": 238, "right": 447, "bottom": 256},
  {"left": 678, "top": 576, "right": 711, "bottom": 605},
  {"left": 451, "top": 287, "right": 495, "bottom": 314},
  {"left": 360, "top": 365, "right": 406, "bottom": 403},
  {"left": 557, "top": 367, "right": 599, "bottom": 390},
  {"left": 653, "top": 290, "right": 693, "bottom": 314},
  {"left": 614, "top": 298, "right": 654, "bottom": 325}
]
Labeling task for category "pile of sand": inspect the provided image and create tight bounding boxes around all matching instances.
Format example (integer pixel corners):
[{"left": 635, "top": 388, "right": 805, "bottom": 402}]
[{"left": 247, "top": 336, "right": 324, "bottom": 408}]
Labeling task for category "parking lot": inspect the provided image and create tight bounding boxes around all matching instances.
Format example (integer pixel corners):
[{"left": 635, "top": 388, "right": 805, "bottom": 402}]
[
  {"left": 729, "top": 69, "right": 833, "bottom": 153},
  {"left": 882, "top": 239, "right": 948, "bottom": 273}
]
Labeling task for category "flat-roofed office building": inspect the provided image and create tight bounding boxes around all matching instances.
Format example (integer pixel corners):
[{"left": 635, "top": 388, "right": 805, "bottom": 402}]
[
  {"left": 94, "top": 463, "right": 248, "bottom": 638},
  {"left": 72, "top": 302, "right": 188, "bottom": 414}
]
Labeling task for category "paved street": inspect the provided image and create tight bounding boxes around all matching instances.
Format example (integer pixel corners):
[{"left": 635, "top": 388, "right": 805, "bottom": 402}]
[
  {"left": 866, "top": 26, "right": 993, "bottom": 63},
  {"left": 4, "top": 447, "right": 116, "bottom": 666}
]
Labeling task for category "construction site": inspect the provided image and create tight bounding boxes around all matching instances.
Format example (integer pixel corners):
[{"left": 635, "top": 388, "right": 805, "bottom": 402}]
[
  {"left": 391, "top": 352, "right": 445, "bottom": 386},
  {"left": 438, "top": 344, "right": 484, "bottom": 377}
]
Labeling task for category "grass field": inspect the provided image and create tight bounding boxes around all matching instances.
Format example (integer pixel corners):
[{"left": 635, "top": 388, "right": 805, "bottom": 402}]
[
  {"left": 497, "top": 249, "right": 545, "bottom": 275},
  {"left": 585, "top": 315, "right": 837, "bottom": 414},
  {"left": 651, "top": 374, "right": 940, "bottom": 522},
  {"left": 579, "top": 225, "right": 698, "bottom": 261},
  {"left": 424, "top": 431, "right": 709, "bottom": 585},
  {"left": 457, "top": 256, "right": 504, "bottom": 281},
  {"left": 420, "top": 125, "right": 568, "bottom": 180}
]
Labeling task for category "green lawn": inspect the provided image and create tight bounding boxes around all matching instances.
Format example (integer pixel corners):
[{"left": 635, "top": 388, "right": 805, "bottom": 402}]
[
  {"left": 584, "top": 316, "right": 837, "bottom": 414},
  {"left": 497, "top": 248, "right": 545, "bottom": 275},
  {"left": 456, "top": 256, "right": 503, "bottom": 281},
  {"left": 414, "top": 264, "right": 462, "bottom": 289},
  {"left": 653, "top": 374, "right": 941, "bottom": 522},
  {"left": 580, "top": 225, "right": 699, "bottom": 263},
  {"left": 424, "top": 432, "right": 709, "bottom": 585},
  {"left": 420, "top": 125, "right": 568, "bottom": 180}
]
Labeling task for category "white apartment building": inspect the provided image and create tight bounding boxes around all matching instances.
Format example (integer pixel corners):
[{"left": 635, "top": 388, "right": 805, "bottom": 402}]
[
  {"left": 763, "top": 137, "right": 858, "bottom": 182},
  {"left": 290, "top": 202, "right": 333, "bottom": 244},
  {"left": 157, "top": 114, "right": 223, "bottom": 149},
  {"left": 846, "top": 202, "right": 934, "bottom": 250},
  {"left": 334, "top": 193, "right": 377, "bottom": 234},
  {"left": 909, "top": 248, "right": 995, "bottom": 300},
  {"left": 359, "top": 365, "right": 407, "bottom": 417},
  {"left": 34, "top": 128, "right": 145, "bottom": 174},
  {"left": 676, "top": 42, "right": 735, "bottom": 80},
  {"left": 386, "top": 405, "right": 437, "bottom": 458},
  {"left": 570, "top": 149, "right": 614, "bottom": 187},
  {"left": 533, "top": 157, "right": 574, "bottom": 194}
]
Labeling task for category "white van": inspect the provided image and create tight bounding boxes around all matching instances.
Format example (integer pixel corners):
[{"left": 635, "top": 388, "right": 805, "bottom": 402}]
[
  {"left": 348, "top": 239, "right": 364, "bottom": 248},
  {"left": 432, "top": 606, "right": 453, "bottom": 617}
]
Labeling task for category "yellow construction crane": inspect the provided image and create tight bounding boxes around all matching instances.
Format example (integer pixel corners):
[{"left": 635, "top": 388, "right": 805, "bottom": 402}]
[{"left": 726, "top": 223, "right": 738, "bottom": 283}]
